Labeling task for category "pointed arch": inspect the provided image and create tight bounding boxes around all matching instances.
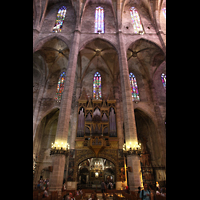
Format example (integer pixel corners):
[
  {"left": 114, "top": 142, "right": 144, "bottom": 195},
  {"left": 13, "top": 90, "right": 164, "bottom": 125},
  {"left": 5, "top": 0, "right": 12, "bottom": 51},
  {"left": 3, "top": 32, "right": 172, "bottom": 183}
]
[
  {"left": 129, "top": 72, "right": 140, "bottom": 101},
  {"left": 53, "top": 6, "right": 67, "bottom": 33},
  {"left": 55, "top": 71, "right": 66, "bottom": 102},
  {"left": 93, "top": 72, "right": 102, "bottom": 99}
]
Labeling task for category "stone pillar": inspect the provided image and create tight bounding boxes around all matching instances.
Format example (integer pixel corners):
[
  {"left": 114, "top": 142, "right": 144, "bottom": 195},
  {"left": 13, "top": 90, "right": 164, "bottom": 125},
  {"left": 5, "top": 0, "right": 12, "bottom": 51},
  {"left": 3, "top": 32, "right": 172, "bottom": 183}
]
[
  {"left": 113, "top": 81, "right": 124, "bottom": 149},
  {"left": 49, "top": 154, "right": 66, "bottom": 194},
  {"left": 54, "top": 30, "right": 80, "bottom": 145},
  {"left": 149, "top": 79, "right": 166, "bottom": 167},
  {"left": 49, "top": 30, "right": 81, "bottom": 195},
  {"left": 127, "top": 154, "right": 143, "bottom": 191},
  {"left": 117, "top": 31, "right": 142, "bottom": 191},
  {"left": 117, "top": 31, "right": 137, "bottom": 147}
]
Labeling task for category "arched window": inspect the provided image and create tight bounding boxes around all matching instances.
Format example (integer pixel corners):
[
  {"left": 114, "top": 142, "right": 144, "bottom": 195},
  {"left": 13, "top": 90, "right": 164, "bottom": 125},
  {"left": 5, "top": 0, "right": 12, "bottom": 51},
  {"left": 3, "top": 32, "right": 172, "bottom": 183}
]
[
  {"left": 55, "top": 71, "right": 66, "bottom": 102},
  {"left": 162, "top": 8, "right": 166, "bottom": 18},
  {"left": 95, "top": 7, "right": 104, "bottom": 33},
  {"left": 53, "top": 6, "right": 67, "bottom": 32},
  {"left": 129, "top": 73, "right": 140, "bottom": 101},
  {"left": 93, "top": 72, "right": 101, "bottom": 99},
  {"left": 161, "top": 73, "right": 166, "bottom": 89},
  {"left": 130, "top": 7, "right": 144, "bottom": 34}
]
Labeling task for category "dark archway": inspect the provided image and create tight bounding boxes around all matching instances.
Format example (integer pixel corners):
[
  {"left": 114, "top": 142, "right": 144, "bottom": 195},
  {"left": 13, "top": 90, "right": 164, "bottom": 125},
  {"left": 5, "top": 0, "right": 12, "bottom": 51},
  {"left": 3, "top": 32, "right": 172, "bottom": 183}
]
[
  {"left": 75, "top": 156, "right": 117, "bottom": 189},
  {"left": 33, "top": 108, "right": 60, "bottom": 186},
  {"left": 77, "top": 157, "right": 116, "bottom": 189}
]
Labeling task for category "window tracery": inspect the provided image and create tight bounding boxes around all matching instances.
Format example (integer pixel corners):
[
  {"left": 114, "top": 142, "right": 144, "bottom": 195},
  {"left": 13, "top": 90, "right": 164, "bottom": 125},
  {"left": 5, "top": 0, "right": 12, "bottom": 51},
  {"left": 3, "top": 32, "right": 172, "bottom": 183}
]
[
  {"left": 129, "top": 73, "right": 140, "bottom": 101},
  {"left": 53, "top": 6, "right": 67, "bottom": 32},
  {"left": 161, "top": 73, "right": 166, "bottom": 89},
  {"left": 130, "top": 7, "right": 144, "bottom": 34},
  {"left": 93, "top": 72, "right": 101, "bottom": 99},
  {"left": 55, "top": 71, "right": 66, "bottom": 102},
  {"left": 95, "top": 7, "right": 104, "bottom": 33}
]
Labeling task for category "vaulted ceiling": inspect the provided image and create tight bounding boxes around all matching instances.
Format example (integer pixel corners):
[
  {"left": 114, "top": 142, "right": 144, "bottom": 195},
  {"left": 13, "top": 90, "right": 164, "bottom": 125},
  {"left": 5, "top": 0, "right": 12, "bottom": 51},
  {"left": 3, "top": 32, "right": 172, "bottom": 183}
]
[{"left": 34, "top": 0, "right": 166, "bottom": 28}]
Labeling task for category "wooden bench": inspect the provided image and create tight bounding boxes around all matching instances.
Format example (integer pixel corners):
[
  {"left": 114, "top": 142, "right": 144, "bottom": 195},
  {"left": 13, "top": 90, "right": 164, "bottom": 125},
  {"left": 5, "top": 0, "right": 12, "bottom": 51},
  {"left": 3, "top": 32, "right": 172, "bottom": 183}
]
[{"left": 155, "top": 194, "right": 166, "bottom": 200}]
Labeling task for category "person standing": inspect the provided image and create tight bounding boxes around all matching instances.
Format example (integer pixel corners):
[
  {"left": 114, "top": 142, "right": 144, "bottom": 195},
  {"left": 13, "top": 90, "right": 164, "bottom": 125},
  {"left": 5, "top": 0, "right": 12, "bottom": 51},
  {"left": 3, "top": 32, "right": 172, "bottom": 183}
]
[
  {"left": 139, "top": 183, "right": 150, "bottom": 200},
  {"left": 101, "top": 181, "right": 106, "bottom": 193},
  {"left": 43, "top": 187, "right": 49, "bottom": 198}
]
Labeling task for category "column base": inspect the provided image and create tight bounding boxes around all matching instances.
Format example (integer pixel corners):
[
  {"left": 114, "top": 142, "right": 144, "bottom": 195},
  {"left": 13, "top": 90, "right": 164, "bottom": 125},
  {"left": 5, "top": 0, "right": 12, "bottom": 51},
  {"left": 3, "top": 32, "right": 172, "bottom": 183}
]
[
  {"left": 127, "top": 154, "right": 143, "bottom": 191},
  {"left": 66, "top": 181, "right": 77, "bottom": 190},
  {"left": 49, "top": 154, "right": 66, "bottom": 197},
  {"left": 49, "top": 186, "right": 62, "bottom": 197}
]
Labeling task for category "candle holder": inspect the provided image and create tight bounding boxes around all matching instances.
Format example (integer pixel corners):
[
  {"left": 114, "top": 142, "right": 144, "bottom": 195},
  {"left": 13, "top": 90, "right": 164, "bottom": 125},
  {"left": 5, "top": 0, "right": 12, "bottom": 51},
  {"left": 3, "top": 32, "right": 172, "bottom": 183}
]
[
  {"left": 50, "top": 147, "right": 69, "bottom": 156},
  {"left": 50, "top": 142, "right": 70, "bottom": 156},
  {"left": 123, "top": 143, "right": 142, "bottom": 156}
]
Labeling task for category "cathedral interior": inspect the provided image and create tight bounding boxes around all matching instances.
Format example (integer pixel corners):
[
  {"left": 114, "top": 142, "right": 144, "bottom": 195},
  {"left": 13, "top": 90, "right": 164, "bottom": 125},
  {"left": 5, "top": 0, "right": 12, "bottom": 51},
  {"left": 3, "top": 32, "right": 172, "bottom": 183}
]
[{"left": 33, "top": 0, "right": 166, "bottom": 195}]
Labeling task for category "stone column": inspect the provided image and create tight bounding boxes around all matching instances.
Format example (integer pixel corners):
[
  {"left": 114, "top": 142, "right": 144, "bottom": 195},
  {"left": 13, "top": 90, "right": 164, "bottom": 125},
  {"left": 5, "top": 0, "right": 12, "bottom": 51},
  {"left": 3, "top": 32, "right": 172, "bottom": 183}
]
[
  {"left": 149, "top": 79, "right": 166, "bottom": 167},
  {"left": 49, "top": 154, "right": 66, "bottom": 193},
  {"left": 113, "top": 80, "right": 124, "bottom": 149},
  {"left": 49, "top": 30, "right": 81, "bottom": 195},
  {"left": 127, "top": 154, "right": 143, "bottom": 191},
  {"left": 117, "top": 31, "right": 142, "bottom": 191},
  {"left": 117, "top": 31, "right": 137, "bottom": 147},
  {"left": 55, "top": 30, "right": 80, "bottom": 145}
]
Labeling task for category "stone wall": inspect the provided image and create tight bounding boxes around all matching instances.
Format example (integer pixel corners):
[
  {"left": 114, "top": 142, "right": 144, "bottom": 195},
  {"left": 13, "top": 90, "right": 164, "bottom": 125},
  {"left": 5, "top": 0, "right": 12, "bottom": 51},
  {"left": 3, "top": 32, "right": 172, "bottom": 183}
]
[{"left": 33, "top": 0, "right": 166, "bottom": 192}]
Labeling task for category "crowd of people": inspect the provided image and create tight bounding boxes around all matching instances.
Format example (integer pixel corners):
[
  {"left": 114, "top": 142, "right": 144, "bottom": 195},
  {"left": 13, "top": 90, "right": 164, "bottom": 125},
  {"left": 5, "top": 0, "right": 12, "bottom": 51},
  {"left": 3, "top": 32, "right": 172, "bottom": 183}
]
[
  {"left": 101, "top": 180, "right": 115, "bottom": 193},
  {"left": 35, "top": 178, "right": 166, "bottom": 200},
  {"left": 36, "top": 179, "right": 50, "bottom": 197},
  {"left": 63, "top": 190, "right": 104, "bottom": 200},
  {"left": 138, "top": 183, "right": 166, "bottom": 200}
]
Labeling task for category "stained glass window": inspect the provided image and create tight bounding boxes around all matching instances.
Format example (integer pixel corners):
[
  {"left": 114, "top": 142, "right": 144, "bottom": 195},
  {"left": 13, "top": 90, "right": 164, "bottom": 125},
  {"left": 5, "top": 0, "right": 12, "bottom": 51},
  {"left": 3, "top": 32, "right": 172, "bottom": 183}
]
[
  {"left": 95, "top": 7, "right": 104, "bottom": 33},
  {"left": 161, "top": 73, "right": 166, "bottom": 89},
  {"left": 55, "top": 71, "right": 66, "bottom": 102},
  {"left": 162, "top": 8, "right": 166, "bottom": 18},
  {"left": 93, "top": 72, "right": 101, "bottom": 99},
  {"left": 130, "top": 7, "right": 144, "bottom": 34},
  {"left": 53, "top": 6, "right": 67, "bottom": 33},
  {"left": 129, "top": 73, "right": 140, "bottom": 101}
]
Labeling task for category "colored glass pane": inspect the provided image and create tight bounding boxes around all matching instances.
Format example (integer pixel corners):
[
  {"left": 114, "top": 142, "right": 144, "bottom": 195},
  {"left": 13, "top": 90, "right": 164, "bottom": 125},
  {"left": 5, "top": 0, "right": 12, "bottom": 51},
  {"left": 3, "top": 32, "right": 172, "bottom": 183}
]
[
  {"left": 55, "top": 72, "right": 66, "bottom": 101},
  {"left": 95, "top": 7, "right": 104, "bottom": 33},
  {"left": 129, "top": 73, "right": 140, "bottom": 101},
  {"left": 93, "top": 72, "right": 101, "bottom": 99},
  {"left": 130, "top": 7, "right": 144, "bottom": 34},
  {"left": 161, "top": 73, "right": 166, "bottom": 89},
  {"left": 162, "top": 8, "right": 166, "bottom": 18},
  {"left": 53, "top": 6, "right": 67, "bottom": 33}
]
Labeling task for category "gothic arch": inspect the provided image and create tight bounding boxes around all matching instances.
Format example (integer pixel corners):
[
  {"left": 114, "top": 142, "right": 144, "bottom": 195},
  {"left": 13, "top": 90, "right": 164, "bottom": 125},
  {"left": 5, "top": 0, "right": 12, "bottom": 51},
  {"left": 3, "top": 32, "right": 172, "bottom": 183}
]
[
  {"left": 33, "top": 107, "right": 60, "bottom": 142},
  {"left": 152, "top": 60, "right": 166, "bottom": 79},
  {"left": 74, "top": 150, "right": 119, "bottom": 181},
  {"left": 79, "top": 36, "right": 119, "bottom": 55},
  {"left": 33, "top": 35, "right": 71, "bottom": 53},
  {"left": 152, "top": 60, "right": 166, "bottom": 102},
  {"left": 134, "top": 108, "right": 163, "bottom": 166},
  {"left": 126, "top": 38, "right": 164, "bottom": 55}
]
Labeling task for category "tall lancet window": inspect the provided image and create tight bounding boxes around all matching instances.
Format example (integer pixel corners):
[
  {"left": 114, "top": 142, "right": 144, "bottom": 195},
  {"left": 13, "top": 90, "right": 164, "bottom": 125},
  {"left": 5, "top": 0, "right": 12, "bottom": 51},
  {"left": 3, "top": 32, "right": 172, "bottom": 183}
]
[
  {"left": 162, "top": 8, "right": 166, "bottom": 18},
  {"left": 95, "top": 6, "right": 104, "bottom": 33},
  {"left": 93, "top": 72, "right": 101, "bottom": 99},
  {"left": 53, "top": 6, "right": 67, "bottom": 32},
  {"left": 130, "top": 7, "right": 144, "bottom": 34},
  {"left": 55, "top": 71, "right": 66, "bottom": 102},
  {"left": 161, "top": 73, "right": 166, "bottom": 89},
  {"left": 129, "top": 73, "right": 140, "bottom": 101}
]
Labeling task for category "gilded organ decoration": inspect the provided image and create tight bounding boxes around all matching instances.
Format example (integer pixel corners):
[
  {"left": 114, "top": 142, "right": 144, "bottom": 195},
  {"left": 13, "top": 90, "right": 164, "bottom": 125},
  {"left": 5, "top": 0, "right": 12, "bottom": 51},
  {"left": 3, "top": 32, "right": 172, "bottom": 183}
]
[{"left": 77, "top": 96, "right": 117, "bottom": 138}]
